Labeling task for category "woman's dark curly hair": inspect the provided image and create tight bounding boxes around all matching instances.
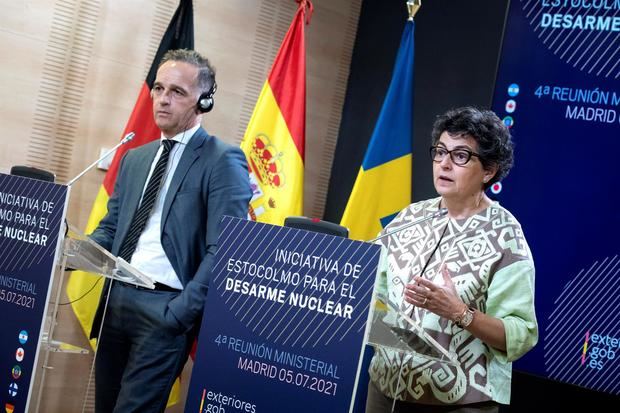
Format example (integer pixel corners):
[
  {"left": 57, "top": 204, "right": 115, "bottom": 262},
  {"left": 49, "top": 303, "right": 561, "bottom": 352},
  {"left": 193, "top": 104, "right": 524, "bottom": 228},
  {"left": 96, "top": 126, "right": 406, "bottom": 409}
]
[{"left": 431, "top": 107, "right": 514, "bottom": 190}]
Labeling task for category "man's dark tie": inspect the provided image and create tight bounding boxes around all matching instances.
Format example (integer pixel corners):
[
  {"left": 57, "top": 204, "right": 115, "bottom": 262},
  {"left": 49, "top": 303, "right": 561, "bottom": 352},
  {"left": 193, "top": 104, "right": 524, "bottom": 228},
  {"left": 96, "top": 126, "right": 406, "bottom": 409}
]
[{"left": 118, "top": 139, "right": 177, "bottom": 262}]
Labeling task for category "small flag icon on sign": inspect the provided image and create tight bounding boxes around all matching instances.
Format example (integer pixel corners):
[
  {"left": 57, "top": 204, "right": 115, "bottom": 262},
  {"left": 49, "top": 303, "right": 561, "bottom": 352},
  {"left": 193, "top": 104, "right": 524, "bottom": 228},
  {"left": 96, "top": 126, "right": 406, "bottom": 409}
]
[
  {"left": 508, "top": 83, "right": 519, "bottom": 97},
  {"left": 15, "top": 348, "right": 24, "bottom": 362},
  {"left": 8, "top": 382, "right": 18, "bottom": 397},
  {"left": 18, "top": 330, "right": 28, "bottom": 344},
  {"left": 5, "top": 402, "right": 15, "bottom": 413},
  {"left": 505, "top": 99, "right": 516, "bottom": 113}
]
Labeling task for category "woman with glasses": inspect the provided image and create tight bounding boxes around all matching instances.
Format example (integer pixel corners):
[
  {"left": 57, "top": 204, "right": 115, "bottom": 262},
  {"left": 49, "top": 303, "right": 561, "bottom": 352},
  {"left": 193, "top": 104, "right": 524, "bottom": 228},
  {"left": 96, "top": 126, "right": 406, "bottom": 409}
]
[{"left": 366, "top": 107, "right": 538, "bottom": 412}]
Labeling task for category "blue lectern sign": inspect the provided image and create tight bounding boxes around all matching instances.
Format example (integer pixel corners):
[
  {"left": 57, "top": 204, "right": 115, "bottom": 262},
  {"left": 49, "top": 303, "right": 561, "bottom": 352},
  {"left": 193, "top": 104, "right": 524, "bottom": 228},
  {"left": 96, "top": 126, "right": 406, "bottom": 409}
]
[
  {"left": 0, "top": 173, "right": 68, "bottom": 411},
  {"left": 186, "top": 217, "right": 381, "bottom": 413}
]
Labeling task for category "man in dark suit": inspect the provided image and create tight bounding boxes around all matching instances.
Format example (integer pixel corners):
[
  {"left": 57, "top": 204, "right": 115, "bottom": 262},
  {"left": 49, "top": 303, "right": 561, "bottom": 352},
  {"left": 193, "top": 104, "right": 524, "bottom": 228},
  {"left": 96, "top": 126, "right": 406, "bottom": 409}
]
[{"left": 89, "top": 49, "right": 251, "bottom": 412}]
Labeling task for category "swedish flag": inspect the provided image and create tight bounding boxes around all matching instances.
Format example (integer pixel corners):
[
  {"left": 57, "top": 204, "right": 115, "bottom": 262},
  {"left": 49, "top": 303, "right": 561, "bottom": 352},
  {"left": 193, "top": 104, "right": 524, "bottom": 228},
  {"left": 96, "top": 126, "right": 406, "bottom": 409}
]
[{"left": 341, "top": 20, "right": 414, "bottom": 241}]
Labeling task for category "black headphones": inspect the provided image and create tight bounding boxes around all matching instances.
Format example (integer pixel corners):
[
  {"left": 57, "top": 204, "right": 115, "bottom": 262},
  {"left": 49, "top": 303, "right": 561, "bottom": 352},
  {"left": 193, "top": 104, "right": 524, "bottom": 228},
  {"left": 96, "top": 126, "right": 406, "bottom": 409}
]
[{"left": 197, "top": 81, "right": 217, "bottom": 113}]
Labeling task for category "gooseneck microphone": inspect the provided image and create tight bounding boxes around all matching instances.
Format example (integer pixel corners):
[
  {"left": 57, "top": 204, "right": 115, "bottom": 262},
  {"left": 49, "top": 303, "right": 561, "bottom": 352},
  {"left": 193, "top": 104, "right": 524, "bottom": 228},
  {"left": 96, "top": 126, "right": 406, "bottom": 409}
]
[
  {"left": 367, "top": 208, "right": 448, "bottom": 243},
  {"left": 66, "top": 132, "right": 135, "bottom": 187}
]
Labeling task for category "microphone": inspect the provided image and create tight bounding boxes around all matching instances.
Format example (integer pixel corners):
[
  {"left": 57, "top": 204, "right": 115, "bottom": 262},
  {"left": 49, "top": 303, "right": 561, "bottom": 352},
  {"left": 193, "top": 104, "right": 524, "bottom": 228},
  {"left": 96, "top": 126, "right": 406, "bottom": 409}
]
[
  {"left": 367, "top": 208, "right": 448, "bottom": 243},
  {"left": 66, "top": 132, "right": 135, "bottom": 187}
]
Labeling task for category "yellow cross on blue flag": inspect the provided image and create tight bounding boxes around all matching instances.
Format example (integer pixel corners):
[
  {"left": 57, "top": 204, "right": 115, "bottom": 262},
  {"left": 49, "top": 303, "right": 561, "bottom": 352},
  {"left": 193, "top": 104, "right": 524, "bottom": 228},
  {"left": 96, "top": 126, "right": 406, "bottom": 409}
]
[{"left": 341, "top": 20, "right": 414, "bottom": 241}]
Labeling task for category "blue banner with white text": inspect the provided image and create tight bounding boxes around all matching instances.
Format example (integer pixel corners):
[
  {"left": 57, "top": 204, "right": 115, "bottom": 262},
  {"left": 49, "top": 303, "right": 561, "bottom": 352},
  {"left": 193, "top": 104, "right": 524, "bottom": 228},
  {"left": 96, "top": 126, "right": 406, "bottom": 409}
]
[
  {"left": 0, "top": 173, "right": 68, "bottom": 412},
  {"left": 186, "top": 217, "right": 381, "bottom": 413},
  {"left": 491, "top": 0, "right": 620, "bottom": 395}
]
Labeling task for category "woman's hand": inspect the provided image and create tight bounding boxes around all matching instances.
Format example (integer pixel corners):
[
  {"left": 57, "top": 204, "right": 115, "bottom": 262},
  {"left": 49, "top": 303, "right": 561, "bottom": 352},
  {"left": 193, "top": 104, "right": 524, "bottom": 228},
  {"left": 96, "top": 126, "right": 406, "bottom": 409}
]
[
  {"left": 404, "top": 266, "right": 508, "bottom": 351},
  {"left": 404, "top": 265, "right": 467, "bottom": 320}
]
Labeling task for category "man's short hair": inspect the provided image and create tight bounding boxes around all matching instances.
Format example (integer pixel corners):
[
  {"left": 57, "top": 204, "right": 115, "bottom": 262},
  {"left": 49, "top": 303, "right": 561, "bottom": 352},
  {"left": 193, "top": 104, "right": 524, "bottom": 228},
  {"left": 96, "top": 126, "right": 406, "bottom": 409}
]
[{"left": 160, "top": 49, "right": 216, "bottom": 94}]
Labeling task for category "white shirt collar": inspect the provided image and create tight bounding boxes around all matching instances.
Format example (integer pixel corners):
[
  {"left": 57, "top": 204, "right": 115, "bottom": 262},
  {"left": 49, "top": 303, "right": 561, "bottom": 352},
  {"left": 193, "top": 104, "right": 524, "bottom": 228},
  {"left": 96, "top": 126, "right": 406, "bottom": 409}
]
[{"left": 160, "top": 124, "right": 200, "bottom": 146}]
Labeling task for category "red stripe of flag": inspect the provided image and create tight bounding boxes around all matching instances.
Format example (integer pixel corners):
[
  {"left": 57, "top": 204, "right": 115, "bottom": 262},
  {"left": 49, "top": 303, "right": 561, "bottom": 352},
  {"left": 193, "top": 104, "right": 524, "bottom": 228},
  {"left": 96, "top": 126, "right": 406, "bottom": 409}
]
[
  {"left": 267, "top": 0, "right": 312, "bottom": 161},
  {"left": 102, "top": 83, "right": 161, "bottom": 193}
]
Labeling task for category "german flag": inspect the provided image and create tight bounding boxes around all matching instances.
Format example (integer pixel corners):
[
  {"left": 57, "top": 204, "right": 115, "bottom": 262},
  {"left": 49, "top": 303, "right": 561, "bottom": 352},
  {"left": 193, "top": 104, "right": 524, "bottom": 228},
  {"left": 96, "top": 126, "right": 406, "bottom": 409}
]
[
  {"left": 65, "top": 0, "right": 194, "bottom": 406},
  {"left": 241, "top": 0, "right": 312, "bottom": 225}
]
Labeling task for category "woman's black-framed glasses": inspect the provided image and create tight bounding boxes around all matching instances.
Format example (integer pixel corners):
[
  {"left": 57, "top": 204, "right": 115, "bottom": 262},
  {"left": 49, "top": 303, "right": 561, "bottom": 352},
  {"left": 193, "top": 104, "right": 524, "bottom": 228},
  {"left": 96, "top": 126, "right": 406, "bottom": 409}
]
[{"left": 429, "top": 146, "right": 480, "bottom": 166}]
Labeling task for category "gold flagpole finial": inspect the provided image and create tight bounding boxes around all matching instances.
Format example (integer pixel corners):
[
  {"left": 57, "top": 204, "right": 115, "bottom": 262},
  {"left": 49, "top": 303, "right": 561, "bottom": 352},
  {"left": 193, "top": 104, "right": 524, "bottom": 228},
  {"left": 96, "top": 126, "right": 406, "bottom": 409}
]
[{"left": 407, "top": 0, "right": 421, "bottom": 21}]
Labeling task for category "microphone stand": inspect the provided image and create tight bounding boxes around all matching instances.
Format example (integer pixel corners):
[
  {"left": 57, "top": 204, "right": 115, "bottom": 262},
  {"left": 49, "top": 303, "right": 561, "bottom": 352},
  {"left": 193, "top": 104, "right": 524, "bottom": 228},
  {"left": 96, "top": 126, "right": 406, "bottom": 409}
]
[{"left": 66, "top": 132, "right": 135, "bottom": 187}]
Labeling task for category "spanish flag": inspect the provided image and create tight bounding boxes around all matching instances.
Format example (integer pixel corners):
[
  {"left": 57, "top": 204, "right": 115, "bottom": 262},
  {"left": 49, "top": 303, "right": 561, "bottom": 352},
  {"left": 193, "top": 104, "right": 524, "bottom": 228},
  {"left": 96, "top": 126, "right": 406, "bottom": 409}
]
[
  {"left": 65, "top": 0, "right": 194, "bottom": 406},
  {"left": 340, "top": 20, "right": 415, "bottom": 241},
  {"left": 241, "top": 0, "right": 312, "bottom": 225}
]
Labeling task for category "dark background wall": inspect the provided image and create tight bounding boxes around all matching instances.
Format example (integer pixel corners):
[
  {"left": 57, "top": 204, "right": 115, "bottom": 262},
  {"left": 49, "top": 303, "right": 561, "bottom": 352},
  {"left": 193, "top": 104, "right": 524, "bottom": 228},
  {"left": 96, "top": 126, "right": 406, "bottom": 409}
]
[
  {"left": 325, "top": 0, "right": 508, "bottom": 222},
  {"left": 325, "top": 0, "right": 618, "bottom": 409}
]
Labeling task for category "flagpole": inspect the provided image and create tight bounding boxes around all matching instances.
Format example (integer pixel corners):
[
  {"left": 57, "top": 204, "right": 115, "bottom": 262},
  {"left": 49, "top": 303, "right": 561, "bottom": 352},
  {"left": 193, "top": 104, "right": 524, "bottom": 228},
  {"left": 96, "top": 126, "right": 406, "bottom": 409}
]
[{"left": 407, "top": 0, "right": 421, "bottom": 20}]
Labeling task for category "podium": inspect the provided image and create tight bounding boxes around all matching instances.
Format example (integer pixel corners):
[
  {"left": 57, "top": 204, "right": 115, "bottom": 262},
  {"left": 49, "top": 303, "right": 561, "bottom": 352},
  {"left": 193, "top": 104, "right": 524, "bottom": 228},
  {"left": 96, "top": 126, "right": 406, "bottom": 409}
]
[
  {"left": 366, "top": 292, "right": 458, "bottom": 364},
  {"left": 185, "top": 217, "right": 382, "bottom": 413},
  {"left": 0, "top": 173, "right": 70, "bottom": 412},
  {"left": 63, "top": 225, "right": 154, "bottom": 289},
  {"left": 0, "top": 173, "right": 153, "bottom": 412},
  {"left": 29, "top": 224, "right": 155, "bottom": 412},
  {"left": 184, "top": 217, "right": 459, "bottom": 413}
]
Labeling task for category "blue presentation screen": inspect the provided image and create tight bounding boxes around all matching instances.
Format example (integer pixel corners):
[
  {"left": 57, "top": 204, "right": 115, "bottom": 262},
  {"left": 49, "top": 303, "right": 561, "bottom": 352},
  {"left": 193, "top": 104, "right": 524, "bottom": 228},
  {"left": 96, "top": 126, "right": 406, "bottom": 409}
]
[{"left": 490, "top": 0, "right": 619, "bottom": 395}]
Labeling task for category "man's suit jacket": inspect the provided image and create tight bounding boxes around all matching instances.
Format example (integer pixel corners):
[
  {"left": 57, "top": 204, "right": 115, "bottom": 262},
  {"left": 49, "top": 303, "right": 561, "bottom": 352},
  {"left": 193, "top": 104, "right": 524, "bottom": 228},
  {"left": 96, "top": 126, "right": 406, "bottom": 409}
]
[{"left": 90, "top": 127, "right": 251, "bottom": 337}]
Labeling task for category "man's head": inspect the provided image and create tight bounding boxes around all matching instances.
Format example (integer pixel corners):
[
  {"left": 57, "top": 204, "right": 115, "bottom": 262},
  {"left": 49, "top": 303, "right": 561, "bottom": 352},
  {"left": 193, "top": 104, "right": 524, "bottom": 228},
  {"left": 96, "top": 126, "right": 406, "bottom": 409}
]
[{"left": 152, "top": 49, "right": 216, "bottom": 138}]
